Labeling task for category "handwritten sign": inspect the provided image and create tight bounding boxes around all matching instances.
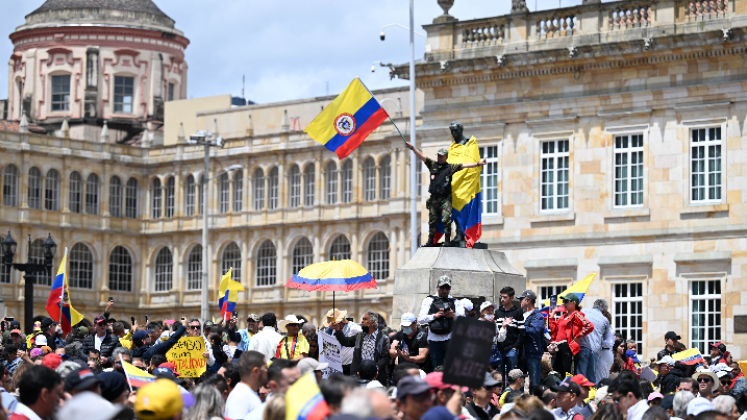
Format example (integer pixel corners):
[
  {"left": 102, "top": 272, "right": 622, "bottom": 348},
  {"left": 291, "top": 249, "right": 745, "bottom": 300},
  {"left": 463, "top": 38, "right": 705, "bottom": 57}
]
[
  {"left": 166, "top": 337, "right": 207, "bottom": 377},
  {"left": 319, "top": 332, "right": 343, "bottom": 379},
  {"left": 443, "top": 316, "right": 494, "bottom": 389}
]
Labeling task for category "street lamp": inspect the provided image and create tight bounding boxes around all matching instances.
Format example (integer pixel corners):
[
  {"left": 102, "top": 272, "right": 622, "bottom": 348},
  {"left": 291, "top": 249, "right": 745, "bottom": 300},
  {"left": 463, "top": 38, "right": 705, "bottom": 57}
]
[
  {"left": 3, "top": 232, "right": 56, "bottom": 333},
  {"left": 379, "top": 2, "right": 421, "bottom": 257}
]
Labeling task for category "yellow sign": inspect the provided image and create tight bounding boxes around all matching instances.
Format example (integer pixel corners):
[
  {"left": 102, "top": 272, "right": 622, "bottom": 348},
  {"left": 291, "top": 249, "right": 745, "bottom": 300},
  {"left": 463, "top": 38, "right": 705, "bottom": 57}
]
[
  {"left": 739, "top": 360, "right": 747, "bottom": 375},
  {"left": 165, "top": 337, "right": 207, "bottom": 378}
]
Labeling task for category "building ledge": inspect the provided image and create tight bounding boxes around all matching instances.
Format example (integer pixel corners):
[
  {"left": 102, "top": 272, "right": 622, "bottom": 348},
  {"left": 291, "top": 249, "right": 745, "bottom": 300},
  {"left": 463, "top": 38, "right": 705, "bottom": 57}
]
[
  {"left": 603, "top": 207, "right": 650, "bottom": 221},
  {"left": 673, "top": 251, "right": 732, "bottom": 263},
  {"left": 531, "top": 211, "right": 575, "bottom": 224},
  {"left": 680, "top": 203, "right": 729, "bottom": 215},
  {"left": 598, "top": 255, "right": 653, "bottom": 266},
  {"left": 524, "top": 258, "right": 577, "bottom": 269}
]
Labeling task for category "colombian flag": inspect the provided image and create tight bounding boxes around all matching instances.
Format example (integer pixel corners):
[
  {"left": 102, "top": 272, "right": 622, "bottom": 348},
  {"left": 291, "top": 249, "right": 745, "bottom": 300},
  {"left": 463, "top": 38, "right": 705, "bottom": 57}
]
[
  {"left": 286, "top": 372, "right": 329, "bottom": 420},
  {"left": 304, "top": 78, "right": 389, "bottom": 159},
  {"left": 541, "top": 273, "right": 596, "bottom": 308},
  {"left": 122, "top": 359, "right": 156, "bottom": 388},
  {"left": 218, "top": 267, "right": 244, "bottom": 320},
  {"left": 673, "top": 348, "right": 704, "bottom": 366},
  {"left": 434, "top": 136, "right": 483, "bottom": 248},
  {"left": 46, "top": 248, "right": 84, "bottom": 335}
]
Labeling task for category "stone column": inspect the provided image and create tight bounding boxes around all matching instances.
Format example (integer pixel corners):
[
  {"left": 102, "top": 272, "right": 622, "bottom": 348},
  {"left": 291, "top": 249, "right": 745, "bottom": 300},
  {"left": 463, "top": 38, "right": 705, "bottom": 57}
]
[
  {"left": 352, "top": 155, "right": 360, "bottom": 203},
  {"left": 314, "top": 155, "right": 322, "bottom": 206},
  {"left": 174, "top": 173, "right": 183, "bottom": 218},
  {"left": 263, "top": 167, "right": 269, "bottom": 210}
]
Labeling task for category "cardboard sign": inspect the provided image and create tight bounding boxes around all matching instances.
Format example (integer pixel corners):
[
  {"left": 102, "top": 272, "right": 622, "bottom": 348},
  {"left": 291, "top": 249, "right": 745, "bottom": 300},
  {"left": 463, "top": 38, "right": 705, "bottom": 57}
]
[
  {"left": 319, "top": 332, "right": 343, "bottom": 379},
  {"left": 166, "top": 337, "right": 207, "bottom": 377},
  {"left": 443, "top": 316, "right": 495, "bottom": 389}
]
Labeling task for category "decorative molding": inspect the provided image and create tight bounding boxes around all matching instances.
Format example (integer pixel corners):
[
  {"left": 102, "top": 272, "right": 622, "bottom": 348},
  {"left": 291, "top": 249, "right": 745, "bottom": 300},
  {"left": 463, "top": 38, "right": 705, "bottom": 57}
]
[
  {"left": 680, "top": 117, "right": 728, "bottom": 127},
  {"left": 527, "top": 115, "right": 577, "bottom": 126},
  {"left": 673, "top": 251, "right": 732, "bottom": 263},
  {"left": 530, "top": 129, "right": 574, "bottom": 140},
  {"left": 604, "top": 124, "right": 650, "bottom": 134},
  {"left": 598, "top": 255, "right": 653, "bottom": 266},
  {"left": 524, "top": 258, "right": 578, "bottom": 269}
]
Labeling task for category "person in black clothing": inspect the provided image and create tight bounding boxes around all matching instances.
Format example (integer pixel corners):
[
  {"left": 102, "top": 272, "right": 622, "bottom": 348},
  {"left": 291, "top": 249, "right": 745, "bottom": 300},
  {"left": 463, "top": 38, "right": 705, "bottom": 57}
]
[
  {"left": 141, "top": 320, "right": 187, "bottom": 365},
  {"left": 495, "top": 286, "right": 524, "bottom": 385},
  {"left": 389, "top": 313, "right": 432, "bottom": 373},
  {"left": 331, "top": 311, "right": 390, "bottom": 385},
  {"left": 657, "top": 356, "right": 685, "bottom": 395},
  {"left": 657, "top": 331, "right": 682, "bottom": 361},
  {"left": 466, "top": 372, "right": 501, "bottom": 420},
  {"left": 81, "top": 315, "right": 121, "bottom": 366},
  {"left": 131, "top": 330, "right": 152, "bottom": 359},
  {"left": 40, "top": 318, "right": 59, "bottom": 351}
]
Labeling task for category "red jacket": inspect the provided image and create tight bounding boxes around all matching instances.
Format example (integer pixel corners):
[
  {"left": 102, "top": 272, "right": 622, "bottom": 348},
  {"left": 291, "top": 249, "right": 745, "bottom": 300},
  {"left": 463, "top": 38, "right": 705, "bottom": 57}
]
[{"left": 549, "top": 310, "right": 595, "bottom": 354}]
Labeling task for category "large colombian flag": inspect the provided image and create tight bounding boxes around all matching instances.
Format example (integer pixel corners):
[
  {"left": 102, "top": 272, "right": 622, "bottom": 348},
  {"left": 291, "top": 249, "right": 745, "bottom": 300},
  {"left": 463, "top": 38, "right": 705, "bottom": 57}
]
[
  {"left": 46, "top": 248, "right": 84, "bottom": 336},
  {"left": 434, "top": 136, "right": 483, "bottom": 248},
  {"left": 286, "top": 372, "right": 329, "bottom": 420},
  {"left": 304, "top": 78, "right": 389, "bottom": 159},
  {"left": 218, "top": 267, "right": 244, "bottom": 320}
]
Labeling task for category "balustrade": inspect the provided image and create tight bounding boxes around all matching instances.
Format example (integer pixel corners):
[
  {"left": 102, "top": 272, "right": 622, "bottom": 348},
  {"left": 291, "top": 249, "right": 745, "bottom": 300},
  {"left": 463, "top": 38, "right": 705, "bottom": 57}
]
[
  {"left": 609, "top": 4, "right": 654, "bottom": 30},
  {"left": 461, "top": 23, "right": 506, "bottom": 48},
  {"left": 686, "top": 0, "right": 729, "bottom": 21},
  {"left": 536, "top": 13, "right": 577, "bottom": 39}
]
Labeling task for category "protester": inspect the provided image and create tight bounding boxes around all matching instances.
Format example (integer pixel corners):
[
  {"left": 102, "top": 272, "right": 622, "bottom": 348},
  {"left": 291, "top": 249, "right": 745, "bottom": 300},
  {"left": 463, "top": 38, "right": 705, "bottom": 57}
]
[
  {"left": 518, "top": 290, "right": 545, "bottom": 392},
  {"left": 500, "top": 369, "right": 526, "bottom": 407},
  {"left": 711, "top": 344, "right": 727, "bottom": 366},
  {"left": 678, "top": 378, "right": 698, "bottom": 396},
  {"left": 39, "top": 318, "right": 60, "bottom": 352},
  {"left": 2, "top": 346, "right": 21, "bottom": 378},
  {"left": 64, "top": 367, "right": 101, "bottom": 396},
  {"left": 570, "top": 374, "right": 596, "bottom": 419},
  {"left": 276, "top": 315, "right": 309, "bottom": 360},
  {"left": 495, "top": 287, "right": 524, "bottom": 384},
  {"left": 695, "top": 369, "right": 720, "bottom": 401},
  {"left": 142, "top": 319, "right": 188, "bottom": 364},
  {"left": 184, "top": 382, "right": 226, "bottom": 420},
  {"left": 542, "top": 358, "right": 563, "bottom": 388},
  {"left": 219, "top": 362, "right": 240, "bottom": 393},
  {"left": 0, "top": 364, "right": 17, "bottom": 414},
  {"left": 81, "top": 315, "right": 121, "bottom": 366},
  {"left": 544, "top": 392, "right": 557, "bottom": 411},
  {"left": 231, "top": 314, "right": 260, "bottom": 352},
  {"left": 609, "top": 374, "right": 647, "bottom": 420},
  {"left": 687, "top": 397, "right": 714, "bottom": 418},
  {"left": 297, "top": 358, "right": 328, "bottom": 383},
  {"left": 418, "top": 276, "right": 457, "bottom": 369},
  {"left": 579, "top": 299, "right": 610, "bottom": 384},
  {"left": 466, "top": 372, "right": 501, "bottom": 420},
  {"left": 658, "top": 332, "right": 683, "bottom": 361},
  {"left": 224, "top": 350, "right": 267, "bottom": 420},
  {"left": 649, "top": 392, "right": 665, "bottom": 406},
  {"left": 332, "top": 311, "right": 390, "bottom": 385},
  {"left": 245, "top": 358, "right": 301, "bottom": 420},
  {"left": 390, "top": 313, "right": 430, "bottom": 373},
  {"left": 320, "top": 373, "right": 357, "bottom": 415},
  {"left": 323, "top": 309, "right": 361, "bottom": 376},
  {"left": 248, "top": 313, "right": 283, "bottom": 362},
  {"left": 396, "top": 375, "right": 435, "bottom": 420},
  {"left": 551, "top": 380, "right": 584, "bottom": 420},
  {"left": 11, "top": 365, "right": 64, "bottom": 420},
  {"left": 549, "top": 293, "right": 595, "bottom": 377},
  {"left": 673, "top": 391, "right": 696, "bottom": 420},
  {"left": 612, "top": 339, "right": 635, "bottom": 373},
  {"left": 587, "top": 402, "right": 623, "bottom": 420}
]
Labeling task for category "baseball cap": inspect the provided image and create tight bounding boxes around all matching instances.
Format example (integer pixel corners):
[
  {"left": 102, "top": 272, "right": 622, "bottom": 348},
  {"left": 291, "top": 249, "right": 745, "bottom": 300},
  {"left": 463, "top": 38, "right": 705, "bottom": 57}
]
[
  {"left": 551, "top": 379, "right": 582, "bottom": 395},
  {"left": 35, "top": 335, "right": 48, "bottom": 346},
  {"left": 29, "top": 348, "right": 44, "bottom": 358},
  {"left": 153, "top": 368, "right": 176, "bottom": 380},
  {"left": 135, "top": 379, "right": 185, "bottom": 420},
  {"left": 594, "top": 386, "right": 609, "bottom": 404},
  {"left": 660, "top": 395, "right": 675, "bottom": 410},
  {"left": 247, "top": 314, "right": 260, "bottom": 322},
  {"left": 57, "top": 391, "right": 126, "bottom": 420},
  {"left": 94, "top": 315, "right": 107, "bottom": 324},
  {"left": 437, "top": 275, "right": 452, "bottom": 288},
  {"left": 400, "top": 312, "right": 417, "bottom": 326},
  {"left": 157, "top": 362, "right": 180, "bottom": 377},
  {"left": 437, "top": 148, "right": 449, "bottom": 156},
  {"left": 10, "top": 329, "right": 21, "bottom": 335},
  {"left": 560, "top": 293, "right": 580, "bottom": 304},
  {"left": 424, "top": 372, "right": 468, "bottom": 392},
  {"left": 3, "top": 344, "right": 18, "bottom": 355},
  {"left": 483, "top": 372, "right": 501, "bottom": 388},
  {"left": 98, "top": 371, "right": 128, "bottom": 402},
  {"left": 647, "top": 392, "right": 664, "bottom": 402},
  {"left": 42, "top": 353, "right": 62, "bottom": 370},
  {"left": 132, "top": 330, "right": 151, "bottom": 343},
  {"left": 297, "top": 358, "right": 328, "bottom": 376},
  {"left": 570, "top": 374, "right": 595, "bottom": 387},
  {"left": 665, "top": 331, "right": 681, "bottom": 340},
  {"left": 40, "top": 317, "right": 57, "bottom": 330},
  {"left": 397, "top": 376, "right": 432, "bottom": 399},
  {"left": 203, "top": 320, "right": 215, "bottom": 329},
  {"left": 517, "top": 290, "right": 537, "bottom": 300},
  {"left": 9, "top": 320, "right": 20, "bottom": 329},
  {"left": 78, "top": 326, "right": 89, "bottom": 335},
  {"left": 65, "top": 368, "right": 100, "bottom": 392},
  {"left": 480, "top": 301, "right": 497, "bottom": 313},
  {"left": 687, "top": 397, "right": 713, "bottom": 416},
  {"left": 711, "top": 342, "right": 727, "bottom": 353},
  {"left": 656, "top": 356, "right": 675, "bottom": 366}
]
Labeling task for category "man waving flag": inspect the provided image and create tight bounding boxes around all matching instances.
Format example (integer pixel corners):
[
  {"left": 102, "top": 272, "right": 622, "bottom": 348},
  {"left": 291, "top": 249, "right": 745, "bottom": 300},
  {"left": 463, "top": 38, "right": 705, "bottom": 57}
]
[
  {"left": 218, "top": 267, "right": 244, "bottom": 320},
  {"left": 46, "top": 248, "right": 84, "bottom": 335}
]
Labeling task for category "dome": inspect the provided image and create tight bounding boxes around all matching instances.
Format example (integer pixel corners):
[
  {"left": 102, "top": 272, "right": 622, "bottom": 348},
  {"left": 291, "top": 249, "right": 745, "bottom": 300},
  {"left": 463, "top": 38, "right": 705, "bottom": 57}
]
[{"left": 30, "top": 0, "right": 169, "bottom": 17}]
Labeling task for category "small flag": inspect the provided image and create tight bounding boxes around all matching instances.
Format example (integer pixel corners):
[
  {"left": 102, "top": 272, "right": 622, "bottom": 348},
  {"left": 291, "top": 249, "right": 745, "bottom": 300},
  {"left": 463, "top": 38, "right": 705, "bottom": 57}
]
[
  {"left": 541, "top": 273, "right": 596, "bottom": 308},
  {"left": 286, "top": 372, "right": 329, "bottom": 420},
  {"left": 218, "top": 267, "right": 245, "bottom": 320},
  {"left": 304, "top": 78, "right": 390, "bottom": 159},
  {"left": 46, "top": 248, "right": 84, "bottom": 335},
  {"left": 122, "top": 360, "right": 156, "bottom": 388},
  {"left": 673, "top": 348, "right": 704, "bottom": 365}
]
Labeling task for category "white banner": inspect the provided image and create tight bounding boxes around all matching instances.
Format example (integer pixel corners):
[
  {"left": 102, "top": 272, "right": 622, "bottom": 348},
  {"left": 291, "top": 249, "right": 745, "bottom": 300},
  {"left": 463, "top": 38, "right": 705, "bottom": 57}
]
[{"left": 319, "top": 331, "right": 343, "bottom": 378}]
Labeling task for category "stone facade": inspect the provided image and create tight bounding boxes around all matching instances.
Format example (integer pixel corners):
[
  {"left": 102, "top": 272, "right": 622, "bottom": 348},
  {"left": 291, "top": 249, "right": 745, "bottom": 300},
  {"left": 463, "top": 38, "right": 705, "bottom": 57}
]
[{"left": 393, "top": 0, "right": 747, "bottom": 360}]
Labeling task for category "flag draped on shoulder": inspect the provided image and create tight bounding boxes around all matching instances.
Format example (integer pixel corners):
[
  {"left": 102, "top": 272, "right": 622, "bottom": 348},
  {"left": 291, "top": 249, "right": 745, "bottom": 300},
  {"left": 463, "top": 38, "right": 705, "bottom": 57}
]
[
  {"left": 434, "top": 136, "right": 483, "bottom": 248},
  {"left": 218, "top": 267, "right": 244, "bottom": 319},
  {"left": 286, "top": 372, "right": 329, "bottom": 420},
  {"left": 304, "top": 78, "right": 389, "bottom": 159},
  {"left": 46, "top": 248, "right": 84, "bottom": 335}
]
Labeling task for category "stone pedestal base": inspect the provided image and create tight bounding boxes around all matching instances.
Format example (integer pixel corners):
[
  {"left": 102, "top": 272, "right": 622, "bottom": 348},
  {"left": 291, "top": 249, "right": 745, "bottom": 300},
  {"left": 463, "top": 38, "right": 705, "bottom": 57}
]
[{"left": 391, "top": 247, "right": 526, "bottom": 326}]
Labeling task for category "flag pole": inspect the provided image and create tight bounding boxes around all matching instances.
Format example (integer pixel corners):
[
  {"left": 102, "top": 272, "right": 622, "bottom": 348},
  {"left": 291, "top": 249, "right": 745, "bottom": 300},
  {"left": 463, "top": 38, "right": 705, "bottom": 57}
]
[
  {"left": 120, "top": 354, "right": 134, "bottom": 393},
  {"left": 389, "top": 117, "right": 408, "bottom": 145}
]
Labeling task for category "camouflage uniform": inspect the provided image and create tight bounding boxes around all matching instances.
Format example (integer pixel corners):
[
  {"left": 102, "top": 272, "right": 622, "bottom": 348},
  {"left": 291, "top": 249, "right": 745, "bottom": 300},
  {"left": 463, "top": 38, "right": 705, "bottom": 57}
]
[{"left": 425, "top": 156, "right": 464, "bottom": 243}]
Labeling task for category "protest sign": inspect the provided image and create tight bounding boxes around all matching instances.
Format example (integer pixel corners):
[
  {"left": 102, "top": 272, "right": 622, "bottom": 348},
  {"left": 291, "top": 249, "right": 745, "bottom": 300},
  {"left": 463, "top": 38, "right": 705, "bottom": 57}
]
[
  {"left": 443, "top": 316, "right": 495, "bottom": 389},
  {"left": 166, "top": 337, "right": 207, "bottom": 377},
  {"left": 641, "top": 366, "right": 657, "bottom": 382},
  {"left": 318, "top": 332, "right": 343, "bottom": 379}
]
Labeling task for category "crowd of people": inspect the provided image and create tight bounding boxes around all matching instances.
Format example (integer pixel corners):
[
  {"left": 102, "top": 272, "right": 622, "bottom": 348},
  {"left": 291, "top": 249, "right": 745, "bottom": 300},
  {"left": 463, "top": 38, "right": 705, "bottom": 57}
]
[{"left": 0, "top": 278, "right": 744, "bottom": 420}]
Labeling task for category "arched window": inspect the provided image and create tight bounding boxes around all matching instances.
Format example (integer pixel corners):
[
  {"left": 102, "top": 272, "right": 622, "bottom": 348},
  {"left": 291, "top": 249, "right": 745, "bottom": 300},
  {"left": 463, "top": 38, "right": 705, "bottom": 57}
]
[
  {"left": 125, "top": 178, "right": 138, "bottom": 218},
  {"left": 329, "top": 235, "right": 351, "bottom": 261},
  {"left": 218, "top": 172, "right": 230, "bottom": 214},
  {"left": 151, "top": 178, "right": 162, "bottom": 219},
  {"left": 0, "top": 234, "right": 10, "bottom": 284},
  {"left": 27, "top": 167, "right": 42, "bottom": 209},
  {"left": 288, "top": 165, "right": 301, "bottom": 208},
  {"left": 29, "top": 239, "right": 53, "bottom": 286},
  {"left": 198, "top": 175, "right": 205, "bottom": 215},
  {"left": 325, "top": 162, "right": 338, "bottom": 204},
  {"left": 85, "top": 173, "right": 99, "bottom": 215},
  {"left": 292, "top": 237, "right": 313, "bottom": 275},
  {"left": 341, "top": 160, "right": 353, "bottom": 203},
  {"left": 380, "top": 156, "right": 391, "bottom": 200},
  {"left": 367, "top": 232, "right": 390, "bottom": 280},
  {"left": 109, "top": 246, "right": 133, "bottom": 292},
  {"left": 184, "top": 175, "right": 196, "bottom": 216},
  {"left": 69, "top": 243, "right": 93, "bottom": 289},
  {"left": 109, "top": 176, "right": 122, "bottom": 217},
  {"left": 256, "top": 240, "right": 276, "bottom": 286},
  {"left": 253, "top": 168, "right": 265, "bottom": 210},
  {"left": 69, "top": 171, "right": 82, "bottom": 213},
  {"left": 233, "top": 170, "right": 243, "bottom": 212},
  {"left": 187, "top": 245, "right": 202, "bottom": 290},
  {"left": 363, "top": 157, "right": 376, "bottom": 202},
  {"left": 221, "top": 242, "right": 242, "bottom": 282},
  {"left": 154, "top": 247, "right": 173, "bottom": 292},
  {"left": 268, "top": 167, "right": 279, "bottom": 210},
  {"left": 304, "top": 164, "right": 315, "bottom": 207},
  {"left": 3, "top": 165, "right": 18, "bottom": 207},
  {"left": 45, "top": 169, "right": 59, "bottom": 211},
  {"left": 165, "top": 176, "right": 175, "bottom": 218}
]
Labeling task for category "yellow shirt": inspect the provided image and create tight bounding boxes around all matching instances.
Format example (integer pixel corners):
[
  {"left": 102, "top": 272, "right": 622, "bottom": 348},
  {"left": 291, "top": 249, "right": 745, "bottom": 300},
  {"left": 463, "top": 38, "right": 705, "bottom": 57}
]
[{"left": 275, "top": 334, "right": 309, "bottom": 360}]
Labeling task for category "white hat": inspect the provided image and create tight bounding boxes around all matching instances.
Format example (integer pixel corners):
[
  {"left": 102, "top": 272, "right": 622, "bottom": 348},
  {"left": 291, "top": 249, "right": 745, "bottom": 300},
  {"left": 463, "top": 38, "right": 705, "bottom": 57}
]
[
  {"left": 710, "top": 363, "right": 733, "bottom": 373},
  {"left": 656, "top": 356, "right": 675, "bottom": 366},
  {"left": 693, "top": 369, "right": 720, "bottom": 392},
  {"left": 458, "top": 298, "right": 474, "bottom": 312},
  {"left": 278, "top": 315, "right": 303, "bottom": 333},
  {"left": 400, "top": 313, "right": 417, "bottom": 326},
  {"left": 57, "top": 391, "right": 124, "bottom": 420},
  {"left": 35, "top": 335, "right": 47, "bottom": 346},
  {"left": 480, "top": 301, "right": 497, "bottom": 313},
  {"left": 297, "top": 358, "right": 328, "bottom": 375},
  {"left": 687, "top": 397, "right": 713, "bottom": 416}
]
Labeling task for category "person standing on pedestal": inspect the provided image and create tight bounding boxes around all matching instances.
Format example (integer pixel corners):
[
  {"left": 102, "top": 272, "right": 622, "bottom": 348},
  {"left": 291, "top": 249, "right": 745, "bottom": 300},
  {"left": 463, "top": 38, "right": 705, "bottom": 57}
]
[
  {"left": 418, "top": 276, "right": 458, "bottom": 369},
  {"left": 404, "top": 140, "right": 485, "bottom": 247}
]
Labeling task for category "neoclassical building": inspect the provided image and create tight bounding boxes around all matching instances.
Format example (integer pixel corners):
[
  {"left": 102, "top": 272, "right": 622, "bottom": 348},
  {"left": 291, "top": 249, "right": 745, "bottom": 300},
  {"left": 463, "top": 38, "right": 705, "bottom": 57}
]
[{"left": 394, "top": 0, "right": 747, "bottom": 359}]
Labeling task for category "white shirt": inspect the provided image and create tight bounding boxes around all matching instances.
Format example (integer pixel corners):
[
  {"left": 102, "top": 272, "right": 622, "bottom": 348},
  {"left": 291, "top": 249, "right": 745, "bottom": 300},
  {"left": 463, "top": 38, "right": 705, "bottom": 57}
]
[
  {"left": 243, "top": 402, "right": 266, "bottom": 420},
  {"left": 626, "top": 399, "right": 649, "bottom": 420},
  {"left": 94, "top": 333, "right": 105, "bottom": 351},
  {"left": 224, "top": 382, "right": 262, "bottom": 420},
  {"left": 200, "top": 335, "right": 216, "bottom": 366},
  {"left": 247, "top": 326, "right": 282, "bottom": 361},
  {"left": 13, "top": 402, "right": 43, "bottom": 420},
  {"left": 418, "top": 294, "right": 461, "bottom": 341}
]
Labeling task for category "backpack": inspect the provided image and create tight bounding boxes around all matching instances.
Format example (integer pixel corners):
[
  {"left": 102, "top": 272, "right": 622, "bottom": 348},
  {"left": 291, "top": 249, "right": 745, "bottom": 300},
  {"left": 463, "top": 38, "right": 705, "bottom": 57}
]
[
  {"left": 427, "top": 296, "right": 456, "bottom": 334},
  {"left": 428, "top": 164, "right": 451, "bottom": 196}
]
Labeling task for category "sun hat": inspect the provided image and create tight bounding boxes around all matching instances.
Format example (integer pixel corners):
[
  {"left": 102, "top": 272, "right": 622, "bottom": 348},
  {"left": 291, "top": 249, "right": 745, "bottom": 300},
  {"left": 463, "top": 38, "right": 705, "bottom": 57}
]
[
  {"left": 278, "top": 315, "right": 303, "bottom": 333},
  {"left": 693, "top": 368, "right": 720, "bottom": 392},
  {"left": 323, "top": 309, "right": 348, "bottom": 328}
]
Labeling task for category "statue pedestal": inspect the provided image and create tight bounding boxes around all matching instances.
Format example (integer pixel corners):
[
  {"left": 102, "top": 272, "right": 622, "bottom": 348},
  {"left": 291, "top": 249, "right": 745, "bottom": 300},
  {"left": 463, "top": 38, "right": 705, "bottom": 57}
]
[{"left": 391, "top": 247, "right": 526, "bottom": 326}]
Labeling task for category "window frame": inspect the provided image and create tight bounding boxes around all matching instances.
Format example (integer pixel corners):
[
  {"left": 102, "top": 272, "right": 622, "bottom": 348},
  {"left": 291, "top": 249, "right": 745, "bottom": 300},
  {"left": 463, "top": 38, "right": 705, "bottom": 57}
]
[
  {"left": 367, "top": 232, "right": 389, "bottom": 280},
  {"left": 688, "top": 276, "right": 724, "bottom": 355},
  {"left": 29, "top": 239, "right": 53, "bottom": 286},
  {"left": 233, "top": 170, "right": 243, "bottom": 212},
  {"left": 612, "top": 134, "right": 645, "bottom": 209},
  {"left": 109, "top": 176, "right": 122, "bottom": 217},
  {"left": 539, "top": 139, "right": 570, "bottom": 213},
  {"left": 108, "top": 246, "right": 133, "bottom": 292},
  {"left": 379, "top": 156, "right": 391, "bottom": 200},
  {"left": 363, "top": 157, "right": 376, "bottom": 202},
  {"left": 69, "top": 171, "right": 82, "bottom": 213},
  {"left": 51, "top": 74, "right": 71, "bottom": 112},
  {"left": 154, "top": 247, "right": 173, "bottom": 292},
  {"left": 221, "top": 242, "right": 242, "bottom": 283},
  {"left": 341, "top": 160, "right": 353, "bottom": 203},
  {"left": 185, "top": 175, "right": 196, "bottom": 216},
  {"left": 85, "top": 173, "right": 99, "bottom": 215},
  {"left": 253, "top": 168, "right": 265, "bottom": 210},
  {"left": 3, "top": 165, "right": 18, "bottom": 207},
  {"left": 186, "top": 245, "right": 202, "bottom": 291},
  {"left": 218, "top": 172, "right": 230, "bottom": 214},
  {"left": 69, "top": 243, "right": 94, "bottom": 289},
  {"left": 27, "top": 167, "right": 42, "bottom": 210},
  {"left": 125, "top": 178, "right": 139, "bottom": 219},
  {"left": 325, "top": 162, "right": 338, "bottom": 204},
  {"left": 164, "top": 176, "right": 175, "bottom": 218},
  {"left": 151, "top": 178, "right": 162, "bottom": 219},
  {"left": 45, "top": 169, "right": 60, "bottom": 211},
  {"left": 288, "top": 165, "right": 301, "bottom": 208},
  {"left": 329, "top": 235, "right": 351, "bottom": 261},
  {"left": 255, "top": 240, "right": 277, "bottom": 287},
  {"left": 291, "top": 237, "right": 313, "bottom": 275},
  {"left": 479, "top": 145, "right": 500, "bottom": 217},
  {"left": 689, "top": 125, "right": 724, "bottom": 205},
  {"left": 113, "top": 76, "right": 135, "bottom": 114},
  {"left": 268, "top": 168, "right": 279, "bottom": 210},
  {"left": 612, "top": 282, "right": 645, "bottom": 354},
  {"left": 304, "top": 164, "right": 315, "bottom": 207}
]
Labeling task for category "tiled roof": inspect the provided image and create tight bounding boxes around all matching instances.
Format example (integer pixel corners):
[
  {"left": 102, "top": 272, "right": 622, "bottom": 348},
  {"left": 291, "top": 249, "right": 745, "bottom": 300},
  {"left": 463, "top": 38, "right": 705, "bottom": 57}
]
[
  {"left": 30, "top": 0, "right": 168, "bottom": 17},
  {"left": 0, "top": 120, "right": 47, "bottom": 134}
]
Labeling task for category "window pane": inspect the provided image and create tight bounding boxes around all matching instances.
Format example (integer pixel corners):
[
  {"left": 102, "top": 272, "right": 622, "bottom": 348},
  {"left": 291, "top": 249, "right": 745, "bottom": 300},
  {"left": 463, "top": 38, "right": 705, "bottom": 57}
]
[{"left": 51, "top": 75, "right": 70, "bottom": 111}]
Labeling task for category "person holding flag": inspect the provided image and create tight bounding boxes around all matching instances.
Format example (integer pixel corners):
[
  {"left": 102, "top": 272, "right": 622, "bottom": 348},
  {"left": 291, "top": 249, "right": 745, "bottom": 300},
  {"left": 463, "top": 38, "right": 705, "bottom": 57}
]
[
  {"left": 548, "top": 293, "right": 595, "bottom": 378},
  {"left": 45, "top": 248, "right": 83, "bottom": 337}
]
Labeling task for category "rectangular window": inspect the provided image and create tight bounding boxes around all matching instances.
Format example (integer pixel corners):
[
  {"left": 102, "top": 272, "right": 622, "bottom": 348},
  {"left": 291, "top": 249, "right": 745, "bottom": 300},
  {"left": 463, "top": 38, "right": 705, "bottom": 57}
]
[
  {"left": 613, "top": 283, "right": 644, "bottom": 354},
  {"left": 690, "top": 280, "right": 722, "bottom": 354},
  {"left": 51, "top": 75, "right": 70, "bottom": 111},
  {"left": 114, "top": 76, "right": 134, "bottom": 113},
  {"left": 538, "top": 285, "right": 567, "bottom": 302},
  {"left": 614, "top": 134, "right": 644, "bottom": 207},
  {"left": 167, "top": 83, "right": 175, "bottom": 101},
  {"left": 480, "top": 145, "right": 499, "bottom": 216},
  {"left": 691, "top": 127, "right": 722, "bottom": 203},
  {"left": 540, "top": 140, "right": 569, "bottom": 212}
]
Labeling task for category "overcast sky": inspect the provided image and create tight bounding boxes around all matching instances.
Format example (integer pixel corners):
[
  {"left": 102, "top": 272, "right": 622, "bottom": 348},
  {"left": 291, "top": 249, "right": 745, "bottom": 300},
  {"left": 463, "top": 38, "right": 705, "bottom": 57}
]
[{"left": 1, "top": 0, "right": 585, "bottom": 104}]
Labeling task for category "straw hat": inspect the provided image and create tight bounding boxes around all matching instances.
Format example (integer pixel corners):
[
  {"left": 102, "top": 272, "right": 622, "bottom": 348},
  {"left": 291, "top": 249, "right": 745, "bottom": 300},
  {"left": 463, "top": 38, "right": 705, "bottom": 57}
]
[
  {"left": 278, "top": 315, "right": 303, "bottom": 333},
  {"left": 323, "top": 308, "right": 348, "bottom": 328},
  {"left": 693, "top": 368, "right": 720, "bottom": 392}
]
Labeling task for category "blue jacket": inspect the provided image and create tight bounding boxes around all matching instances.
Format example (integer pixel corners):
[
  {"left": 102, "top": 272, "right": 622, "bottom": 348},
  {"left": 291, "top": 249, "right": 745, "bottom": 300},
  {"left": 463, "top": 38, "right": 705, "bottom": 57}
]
[
  {"left": 523, "top": 309, "right": 545, "bottom": 359},
  {"left": 142, "top": 325, "right": 187, "bottom": 364}
]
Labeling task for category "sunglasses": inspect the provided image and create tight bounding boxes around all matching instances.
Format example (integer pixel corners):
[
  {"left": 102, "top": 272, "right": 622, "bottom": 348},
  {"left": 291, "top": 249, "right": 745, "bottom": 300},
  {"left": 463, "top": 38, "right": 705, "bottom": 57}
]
[
  {"left": 96, "top": 322, "right": 107, "bottom": 326},
  {"left": 720, "top": 380, "right": 731, "bottom": 385},
  {"left": 190, "top": 325, "right": 201, "bottom": 330},
  {"left": 697, "top": 378, "right": 712, "bottom": 383}
]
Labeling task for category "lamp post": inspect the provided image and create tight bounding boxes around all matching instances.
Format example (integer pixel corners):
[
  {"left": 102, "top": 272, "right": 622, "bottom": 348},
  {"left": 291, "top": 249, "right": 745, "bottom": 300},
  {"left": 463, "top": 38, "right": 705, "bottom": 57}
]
[{"left": 2, "top": 232, "right": 57, "bottom": 334}]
